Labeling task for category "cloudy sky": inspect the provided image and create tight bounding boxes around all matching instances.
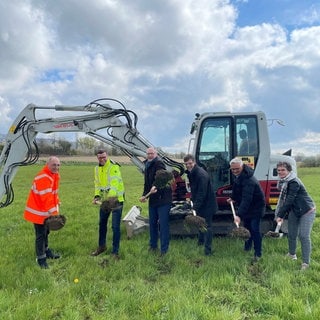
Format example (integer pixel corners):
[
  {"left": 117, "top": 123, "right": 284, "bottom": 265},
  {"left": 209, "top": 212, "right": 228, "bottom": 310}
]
[{"left": 1, "top": 0, "right": 320, "bottom": 156}]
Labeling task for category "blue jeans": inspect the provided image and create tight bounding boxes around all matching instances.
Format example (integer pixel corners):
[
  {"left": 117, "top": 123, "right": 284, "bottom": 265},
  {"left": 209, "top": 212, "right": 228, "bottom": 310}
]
[
  {"left": 149, "top": 204, "right": 171, "bottom": 254},
  {"left": 288, "top": 211, "right": 315, "bottom": 264},
  {"left": 98, "top": 204, "right": 123, "bottom": 254},
  {"left": 243, "top": 217, "right": 262, "bottom": 257}
]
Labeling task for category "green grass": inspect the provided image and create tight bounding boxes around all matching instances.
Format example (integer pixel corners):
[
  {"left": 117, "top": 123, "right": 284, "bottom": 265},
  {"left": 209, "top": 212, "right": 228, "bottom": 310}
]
[{"left": 0, "top": 165, "right": 319, "bottom": 319}]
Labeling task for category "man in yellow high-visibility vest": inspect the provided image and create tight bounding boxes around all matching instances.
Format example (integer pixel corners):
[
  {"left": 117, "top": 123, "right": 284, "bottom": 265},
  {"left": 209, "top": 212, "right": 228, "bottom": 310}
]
[{"left": 91, "top": 149, "right": 125, "bottom": 259}]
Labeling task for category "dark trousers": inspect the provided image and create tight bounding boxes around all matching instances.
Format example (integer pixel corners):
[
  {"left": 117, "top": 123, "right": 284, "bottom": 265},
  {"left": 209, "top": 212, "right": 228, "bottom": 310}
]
[
  {"left": 34, "top": 223, "right": 49, "bottom": 260},
  {"left": 198, "top": 215, "right": 213, "bottom": 255},
  {"left": 149, "top": 203, "right": 171, "bottom": 254},
  {"left": 98, "top": 204, "right": 123, "bottom": 254},
  {"left": 243, "top": 217, "right": 262, "bottom": 257}
]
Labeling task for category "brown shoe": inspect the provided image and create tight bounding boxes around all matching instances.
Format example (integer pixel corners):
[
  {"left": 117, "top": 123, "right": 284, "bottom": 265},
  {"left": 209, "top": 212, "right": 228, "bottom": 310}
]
[{"left": 91, "top": 246, "right": 106, "bottom": 256}]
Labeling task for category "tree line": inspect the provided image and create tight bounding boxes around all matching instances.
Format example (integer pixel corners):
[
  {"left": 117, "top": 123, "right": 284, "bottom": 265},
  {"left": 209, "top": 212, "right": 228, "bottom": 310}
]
[{"left": 0, "top": 136, "right": 319, "bottom": 167}]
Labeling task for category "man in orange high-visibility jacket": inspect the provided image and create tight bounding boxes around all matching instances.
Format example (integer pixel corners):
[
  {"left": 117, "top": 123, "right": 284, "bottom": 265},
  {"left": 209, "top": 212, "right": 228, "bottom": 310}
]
[{"left": 24, "top": 156, "right": 61, "bottom": 269}]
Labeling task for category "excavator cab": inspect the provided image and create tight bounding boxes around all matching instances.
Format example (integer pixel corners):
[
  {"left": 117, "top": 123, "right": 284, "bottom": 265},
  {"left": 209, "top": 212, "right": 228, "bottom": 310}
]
[
  {"left": 189, "top": 110, "right": 297, "bottom": 234},
  {"left": 190, "top": 111, "right": 271, "bottom": 210}
]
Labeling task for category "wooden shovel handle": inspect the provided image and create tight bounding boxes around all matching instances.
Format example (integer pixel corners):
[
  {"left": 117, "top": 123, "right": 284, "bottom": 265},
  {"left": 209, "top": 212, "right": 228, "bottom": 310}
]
[
  {"left": 230, "top": 201, "right": 239, "bottom": 228},
  {"left": 145, "top": 186, "right": 157, "bottom": 199},
  {"left": 275, "top": 222, "right": 282, "bottom": 233},
  {"left": 190, "top": 200, "right": 197, "bottom": 216}
]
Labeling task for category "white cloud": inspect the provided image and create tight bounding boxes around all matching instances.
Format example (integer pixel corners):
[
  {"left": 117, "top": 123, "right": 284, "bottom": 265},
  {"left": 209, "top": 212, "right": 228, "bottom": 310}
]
[
  {"left": 0, "top": 1, "right": 52, "bottom": 85},
  {"left": 296, "top": 4, "right": 320, "bottom": 26},
  {"left": 272, "top": 131, "right": 320, "bottom": 156},
  {"left": 0, "top": 0, "right": 319, "bottom": 157},
  {"left": 0, "top": 97, "right": 11, "bottom": 128}
]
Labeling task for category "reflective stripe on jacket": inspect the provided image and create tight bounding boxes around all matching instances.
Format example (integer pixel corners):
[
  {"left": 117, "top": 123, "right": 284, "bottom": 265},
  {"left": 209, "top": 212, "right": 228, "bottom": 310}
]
[
  {"left": 94, "top": 159, "right": 125, "bottom": 202},
  {"left": 24, "top": 164, "right": 60, "bottom": 225}
]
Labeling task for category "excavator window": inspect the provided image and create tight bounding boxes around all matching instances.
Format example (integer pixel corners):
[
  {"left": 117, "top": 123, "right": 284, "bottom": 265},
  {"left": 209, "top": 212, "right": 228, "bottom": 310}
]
[
  {"left": 194, "top": 115, "right": 259, "bottom": 192},
  {"left": 195, "top": 117, "right": 231, "bottom": 192},
  {"left": 236, "top": 117, "right": 259, "bottom": 158}
]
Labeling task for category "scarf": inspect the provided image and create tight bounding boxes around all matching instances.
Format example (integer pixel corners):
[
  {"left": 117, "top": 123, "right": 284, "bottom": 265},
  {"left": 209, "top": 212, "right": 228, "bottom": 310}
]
[{"left": 275, "top": 171, "right": 297, "bottom": 216}]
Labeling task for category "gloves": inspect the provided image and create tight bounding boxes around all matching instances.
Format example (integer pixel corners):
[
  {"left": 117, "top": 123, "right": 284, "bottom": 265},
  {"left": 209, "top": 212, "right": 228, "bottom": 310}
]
[{"left": 93, "top": 195, "right": 101, "bottom": 204}]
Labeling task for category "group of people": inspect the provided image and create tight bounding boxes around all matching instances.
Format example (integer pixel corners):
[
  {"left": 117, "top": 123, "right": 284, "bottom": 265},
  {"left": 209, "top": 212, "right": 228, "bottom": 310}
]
[
  {"left": 228, "top": 158, "right": 315, "bottom": 269},
  {"left": 24, "top": 149, "right": 316, "bottom": 271}
]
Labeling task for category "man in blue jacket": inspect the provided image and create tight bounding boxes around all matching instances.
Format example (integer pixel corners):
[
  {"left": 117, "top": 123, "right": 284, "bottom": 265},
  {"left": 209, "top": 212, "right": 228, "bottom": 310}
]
[{"left": 228, "top": 157, "right": 266, "bottom": 262}]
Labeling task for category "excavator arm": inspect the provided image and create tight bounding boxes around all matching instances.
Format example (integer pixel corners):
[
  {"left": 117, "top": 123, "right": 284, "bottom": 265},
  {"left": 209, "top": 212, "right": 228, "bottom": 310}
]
[{"left": 0, "top": 98, "right": 184, "bottom": 208}]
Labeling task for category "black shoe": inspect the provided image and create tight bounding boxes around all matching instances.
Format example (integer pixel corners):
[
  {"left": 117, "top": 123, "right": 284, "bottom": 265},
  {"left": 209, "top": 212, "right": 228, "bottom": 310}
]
[
  {"left": 37, "top": 258, "right": 49, "bottom": 269},
  {"left": 91, "top": 246, "right": 106, "bottom": 256},
  {"left": 111, "top": 253, "right": 120, "bottom": 260},
  {"left": 160, "top": 251, "right": 167, "bottom": 257},
  {"left": 46, "top": 248, "right": 60, "bottom": 259},
  {"left": 251, "top": 256, "right": 261, "bottom": 264}
]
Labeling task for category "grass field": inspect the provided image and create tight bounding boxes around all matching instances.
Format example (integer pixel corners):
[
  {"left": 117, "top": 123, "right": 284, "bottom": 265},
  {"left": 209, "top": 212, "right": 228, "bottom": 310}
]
[{"left": 0, "top": 163, "right": 319, "bottom": 319}]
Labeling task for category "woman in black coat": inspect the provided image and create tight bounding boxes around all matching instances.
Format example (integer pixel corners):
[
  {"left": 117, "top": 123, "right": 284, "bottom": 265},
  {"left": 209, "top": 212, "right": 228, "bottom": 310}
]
[{"left": 275, "top": 161, "right": 316, "bottom": 270}]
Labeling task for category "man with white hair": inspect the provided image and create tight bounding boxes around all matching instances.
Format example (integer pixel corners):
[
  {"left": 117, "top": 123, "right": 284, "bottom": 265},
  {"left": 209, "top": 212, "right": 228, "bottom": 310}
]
[{"left": 228, "top": 157, "right": 266, "bottom": 263}]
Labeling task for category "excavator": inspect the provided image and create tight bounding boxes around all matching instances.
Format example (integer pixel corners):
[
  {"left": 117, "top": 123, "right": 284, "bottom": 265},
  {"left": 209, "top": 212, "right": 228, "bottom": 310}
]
[{"left": 0, "top": 98, "right": 296, "bottom": 235}]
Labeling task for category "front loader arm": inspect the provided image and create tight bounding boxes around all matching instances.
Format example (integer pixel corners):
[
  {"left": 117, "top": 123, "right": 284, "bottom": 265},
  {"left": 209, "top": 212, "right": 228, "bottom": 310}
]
[{"left": 0, "top": 98, "right": 184, "bottom": 208}]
